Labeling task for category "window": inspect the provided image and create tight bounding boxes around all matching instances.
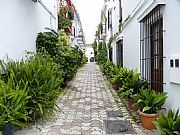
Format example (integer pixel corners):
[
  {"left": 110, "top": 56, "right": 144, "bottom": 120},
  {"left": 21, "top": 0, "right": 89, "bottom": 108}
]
[
  {"left": 140, "top": 5, "right": 165, "bottom": 92},
  {"left": 108, "top": 9, "right": 112, "bottom": 30},
  {"left": 170, "top": 60, "right": 173, "bottom": 68},
  {"left": 175, "top": 59, "right": 179, "bottom": 68},
  {"left": 116, "top": 40, "right": 123, "bottom": 66},
  {"left": 73, "top": 27, "right": 76, "bottom": 37}
]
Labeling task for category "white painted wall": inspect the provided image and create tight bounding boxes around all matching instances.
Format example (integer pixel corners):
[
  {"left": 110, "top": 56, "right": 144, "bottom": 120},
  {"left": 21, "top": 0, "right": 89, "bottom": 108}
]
[
  {"left": 112, "top": 0, "right": 120, "bottom": 36},
  {"left": 121, "top": 0, "right": 141, "bottom": 22},
  {"left": 122, "top": 18, "right": 140, "bottom": 70},
  {"left": 115, "top": 0, "right": 145, "bottom": 70},
  {"left": 163, "top": 0, "right": 180, "bottom": 110},
  {"left": 0, "top": 0, "right": 57, "bottom": 61}
]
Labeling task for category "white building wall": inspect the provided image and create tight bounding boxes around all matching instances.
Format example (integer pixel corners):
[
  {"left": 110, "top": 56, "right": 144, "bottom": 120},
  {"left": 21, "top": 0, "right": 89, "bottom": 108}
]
[
  {"left": 121, "top": 0, "right": 141, "bottom": 22},
  {"left": 112, "top": 0, "right": 120, "bottom": 36},
  {"left": 102, "top": 0, "right": 120, "bottom": 60},
  {"left": 70, "top": 9, "right": 85, "bottom": 51},
  {"left": 112, "top": 41, "right": 117, "bottom": 65},
  {"left": 163, "top": 0, "right": 180, "bottom": 110},
  {"left": 0, "top": 0, "right": 57, "bottom": 61},
  {"left": 122, "top": 8, "right": 142, "bottom": 70}
]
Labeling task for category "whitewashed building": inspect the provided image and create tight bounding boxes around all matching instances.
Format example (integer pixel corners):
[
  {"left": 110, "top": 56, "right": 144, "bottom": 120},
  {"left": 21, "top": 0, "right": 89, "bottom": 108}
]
[
  {"left": 70, "top": 5, "right": 86, "bottom": 52},
  {"left": 111, "top": 0, "right": 180, "bottom": 110},
  {"left": 0, "top": 0, "right": 58, "bottom": 60},
  {"left": 99, "top": 0, "right": 121, "bottom": 61}
]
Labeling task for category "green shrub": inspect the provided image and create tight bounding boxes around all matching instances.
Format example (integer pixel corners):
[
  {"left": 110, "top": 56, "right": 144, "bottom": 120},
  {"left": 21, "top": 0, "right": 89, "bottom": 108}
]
[
  {"left": 0, "top": 76, "right": 30, "bottom": 128},
  {"left": 36, "top": 32, "right": 58, "bottom": 56},
  {"left": 155, "top": 109, "right": 180, "bottom": 135},
  {"left": 1, "top": 53, "right": 64, "bottom": 123},
  {"left": 36, "top": 31, "right": 85, "bottom": 84},
  {"left": 96, "top": 42, "right": 107, "bottom": 64},
  {"left": 100, "top": 60, "right": 115, "bottom": 79},
  {"left": 120, "top": 69, "right": 148, "bottom": 98}
]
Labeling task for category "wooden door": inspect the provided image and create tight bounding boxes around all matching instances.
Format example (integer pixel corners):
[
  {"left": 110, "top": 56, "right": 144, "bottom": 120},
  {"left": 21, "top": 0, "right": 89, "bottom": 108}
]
[{"left": 150, "top": 19, "right": 163, "bottom": 92}]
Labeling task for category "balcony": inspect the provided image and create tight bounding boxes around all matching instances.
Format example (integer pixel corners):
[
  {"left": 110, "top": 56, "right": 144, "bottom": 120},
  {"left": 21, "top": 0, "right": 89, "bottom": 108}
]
[
  {"left": 100, "top": 21, "right": 107, "bottom": 40},
  {"left": 64, "top": 27, "right": 72, "bottom": 33},
  {"left": 78, "top": 30, "right": 83, "bottom": 37}
]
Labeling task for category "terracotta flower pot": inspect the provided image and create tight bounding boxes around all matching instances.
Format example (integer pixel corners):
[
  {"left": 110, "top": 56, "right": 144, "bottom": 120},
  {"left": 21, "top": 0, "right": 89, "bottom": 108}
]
[
  {"left": 2, "top": 123, "right": 13, "bottom": 135},
  {"left": 128, "top": 98, "right": 136, "bottom": 107},
  {"left": 138, "top": 110, "right": 159, "bottom": 129},
  {"left": 112, "top": 83, "right": 122, "bottom": 90}
]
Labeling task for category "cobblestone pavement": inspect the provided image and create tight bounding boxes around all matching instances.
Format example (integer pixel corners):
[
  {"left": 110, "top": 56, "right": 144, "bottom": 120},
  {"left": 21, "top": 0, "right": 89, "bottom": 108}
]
[{"left": 14, "top": 63, "right": 159, "bottom": 135}]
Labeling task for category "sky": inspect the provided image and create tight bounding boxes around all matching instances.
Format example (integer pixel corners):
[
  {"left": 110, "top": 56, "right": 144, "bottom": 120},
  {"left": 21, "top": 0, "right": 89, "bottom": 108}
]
[{"left": 72, "top": 0, "right": 104, "bottom": 44}]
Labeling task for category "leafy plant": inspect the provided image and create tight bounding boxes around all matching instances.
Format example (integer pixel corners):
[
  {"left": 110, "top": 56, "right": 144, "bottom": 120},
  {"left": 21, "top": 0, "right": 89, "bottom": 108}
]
[
  {"left": 0, "top": 76, "right": 30, "bottom": 128},
  {"left": 36, "top": 31, "right": 85, "bottom": 84},
  {"left": 1, "top": 53, "right": 64, "bottom": 123},
  {"left": 120, "top": 69, "right": 147, "bottom": 98},
  {"left": 96, "top": 42, "right": 107, "bottom": 64},
  {"left": 155, "top": 109, "right": 180, "bottom": 135},
  {"left": 111, "top": 67, "right": 123, "bottom": 84},
  {"left": 100, "top": 60, "right": 115, "bottom": 79},
  {"left": 36, "top": 32, "right": 59, "bottom": 56},
  {"left": 92, "top": 40, "right": 97, "bottom": 59},
  {"left": 133, "top": 88, "right": 168, "bottom": 114}
]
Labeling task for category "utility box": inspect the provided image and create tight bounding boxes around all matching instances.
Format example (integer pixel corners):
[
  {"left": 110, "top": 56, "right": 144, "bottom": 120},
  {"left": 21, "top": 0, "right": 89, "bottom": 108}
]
[{"left": 169, "top": 54, "right": 180, "bottom": 84}]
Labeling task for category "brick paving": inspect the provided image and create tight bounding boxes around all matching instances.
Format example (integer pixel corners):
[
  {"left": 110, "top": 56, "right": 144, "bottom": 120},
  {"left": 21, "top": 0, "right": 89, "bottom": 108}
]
[{"left": 14, "top": 63, "right": 159, "bottom": 135}]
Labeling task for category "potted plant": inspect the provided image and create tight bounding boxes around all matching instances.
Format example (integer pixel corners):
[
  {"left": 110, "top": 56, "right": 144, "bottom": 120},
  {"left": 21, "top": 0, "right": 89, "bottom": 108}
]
[
  {"left": 110, "top": 66, "right": 124, "bottom": 90},
  {"left": 155, "top": 109, "right": 180, "bottom": 135},
  {"left": 120, "top": 69, "right": 147, "bottom": 107},
  {"left": 133, "top": 89, "right": 168, "bottom": 129},
  {"left": 111, "top": 74, "right": 123, "bottom": 90},
  {"left": 0, "top": 78, "right": 30, "bottom": 135},
  {"left": 111, "top": 68, "right": 131, "bottom": 91}
]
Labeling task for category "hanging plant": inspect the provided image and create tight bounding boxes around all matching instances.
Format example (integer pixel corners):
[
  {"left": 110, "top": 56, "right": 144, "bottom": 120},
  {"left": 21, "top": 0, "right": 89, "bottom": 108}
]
[{"left": 58, "top": 6, "right": 73, "bottom": 30}]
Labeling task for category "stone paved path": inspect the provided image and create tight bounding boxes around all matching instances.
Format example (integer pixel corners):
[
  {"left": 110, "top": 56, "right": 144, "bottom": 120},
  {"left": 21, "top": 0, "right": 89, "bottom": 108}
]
[{"left": 14, "top": 63, "right": 158, "bottom": 135}]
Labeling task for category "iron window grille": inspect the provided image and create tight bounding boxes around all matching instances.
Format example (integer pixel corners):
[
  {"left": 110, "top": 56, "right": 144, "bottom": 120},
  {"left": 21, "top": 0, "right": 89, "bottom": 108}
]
[{"left": 140, "top": 5, "right": 165, "bottom": 92}]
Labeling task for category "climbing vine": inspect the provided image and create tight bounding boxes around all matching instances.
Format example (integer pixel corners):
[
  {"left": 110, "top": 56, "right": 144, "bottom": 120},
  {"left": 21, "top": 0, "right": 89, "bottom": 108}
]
[{"left": 119, "top": 15, "right": 131, "bottom": 32}]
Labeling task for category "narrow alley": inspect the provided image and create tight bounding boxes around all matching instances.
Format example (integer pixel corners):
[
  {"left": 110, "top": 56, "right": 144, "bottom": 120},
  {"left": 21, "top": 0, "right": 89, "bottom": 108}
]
[{"left": 14, "top": 63, "right": 157, "bottom": 135}]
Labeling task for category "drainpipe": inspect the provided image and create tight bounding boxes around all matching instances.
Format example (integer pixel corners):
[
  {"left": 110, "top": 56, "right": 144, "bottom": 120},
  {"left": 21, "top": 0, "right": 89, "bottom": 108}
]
[{"left": 130, "top": 0, "right": 142, "bottom": 16}]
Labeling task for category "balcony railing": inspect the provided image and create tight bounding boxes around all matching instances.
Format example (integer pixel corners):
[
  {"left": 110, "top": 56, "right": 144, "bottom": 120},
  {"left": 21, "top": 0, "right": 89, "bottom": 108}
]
[{"left": 100, "top": 21, "right": 107, "bottom": 39}]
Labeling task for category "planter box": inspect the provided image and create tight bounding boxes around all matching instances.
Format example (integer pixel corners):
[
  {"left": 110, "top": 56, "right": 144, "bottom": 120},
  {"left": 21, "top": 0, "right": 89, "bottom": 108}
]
[{"left": 2, "top": 124, "right": 13, "bottom": 135}]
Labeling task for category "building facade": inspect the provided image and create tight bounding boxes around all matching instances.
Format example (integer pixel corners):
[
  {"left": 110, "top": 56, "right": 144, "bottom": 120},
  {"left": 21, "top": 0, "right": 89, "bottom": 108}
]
[
  {"left": 98, "top": 0, "right": 121, "bottom": 61},
  {"left": 106, "top": 0, "right": 180, "bottom": 110},
  {"left": 0, "top": 0, "right": 58, "bottom": 60},
  {"left": 60, "top": 0, "right": 85, "bottom": 52},
  {"left": 70, "top": 6, "right": 86, "bottom": 52}
]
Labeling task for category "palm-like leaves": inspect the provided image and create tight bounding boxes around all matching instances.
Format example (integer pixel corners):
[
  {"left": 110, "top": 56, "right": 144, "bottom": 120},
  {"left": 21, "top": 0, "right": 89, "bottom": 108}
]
[
  {"left": 120, "top": 69, "right": 148, "bottom": 98},
  {"left": 133, "top": 88, "right": 167, "bottom": 114},
  {"left": 0, "top": 78, "right": 30, "bottom": 127},
  {"left": 155, "top": 109, "right": 180, "bottom": 135}
]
